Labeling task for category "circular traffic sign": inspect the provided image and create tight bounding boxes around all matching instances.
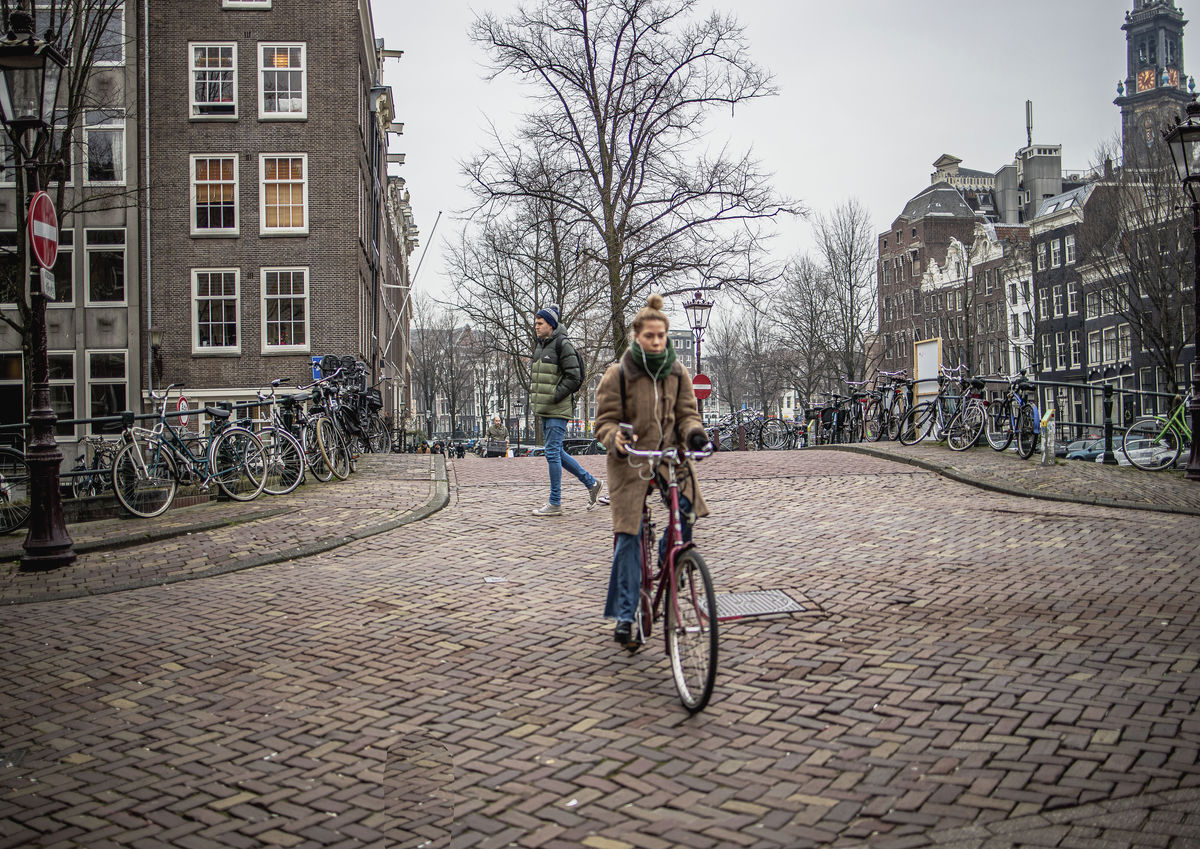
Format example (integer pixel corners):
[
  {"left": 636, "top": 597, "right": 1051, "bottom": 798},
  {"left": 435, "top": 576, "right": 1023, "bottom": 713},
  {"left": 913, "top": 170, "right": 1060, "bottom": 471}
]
[
  {"left": 692, "top": 373, "right": 712, "bottom": 400},
  {"left": 27, "top": 191, "right": 58, "bottom": 271},
  {"left": 177, "top": 396, "right": 190, "bottom": 427}
]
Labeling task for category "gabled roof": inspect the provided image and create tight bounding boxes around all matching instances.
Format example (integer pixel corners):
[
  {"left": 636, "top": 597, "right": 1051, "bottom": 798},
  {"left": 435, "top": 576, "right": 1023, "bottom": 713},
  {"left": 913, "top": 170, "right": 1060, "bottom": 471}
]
[
  {"left": 1034, "top": 183, "right": 1097, "bottom": 218},
  {"left": 898, "top": 181, "right": 976, "bottom": 222}
]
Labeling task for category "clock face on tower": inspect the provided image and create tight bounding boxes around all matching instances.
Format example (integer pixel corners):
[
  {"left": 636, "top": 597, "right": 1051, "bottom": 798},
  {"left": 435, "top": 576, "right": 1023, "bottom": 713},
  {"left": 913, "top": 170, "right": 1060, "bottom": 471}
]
[
  {"left": 1137, "top": 68, "right": 1158, "bottom": 92},
  {"left": 1169, "top": 67, "right": 1180, "bottom": 87}
]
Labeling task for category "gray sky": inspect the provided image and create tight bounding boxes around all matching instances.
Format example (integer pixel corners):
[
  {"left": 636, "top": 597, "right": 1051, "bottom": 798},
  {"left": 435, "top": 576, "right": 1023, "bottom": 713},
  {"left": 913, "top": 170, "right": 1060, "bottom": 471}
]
[{"left": 373, "top": 0, "right": 1135, "bottom": 307}]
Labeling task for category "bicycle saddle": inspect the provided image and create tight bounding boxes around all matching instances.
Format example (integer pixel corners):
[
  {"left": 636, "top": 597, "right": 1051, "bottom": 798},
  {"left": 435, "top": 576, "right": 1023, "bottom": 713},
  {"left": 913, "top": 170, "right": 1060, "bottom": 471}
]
[{"left": 204, "top": 406, "right": 231, "bottom": 419}]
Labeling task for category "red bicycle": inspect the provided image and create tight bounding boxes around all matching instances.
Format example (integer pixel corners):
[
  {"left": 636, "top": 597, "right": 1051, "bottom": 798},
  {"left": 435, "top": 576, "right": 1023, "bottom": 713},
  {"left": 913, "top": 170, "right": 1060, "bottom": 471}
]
[{"left": 621, "top": 442, "right": 719, "bottom": 713}]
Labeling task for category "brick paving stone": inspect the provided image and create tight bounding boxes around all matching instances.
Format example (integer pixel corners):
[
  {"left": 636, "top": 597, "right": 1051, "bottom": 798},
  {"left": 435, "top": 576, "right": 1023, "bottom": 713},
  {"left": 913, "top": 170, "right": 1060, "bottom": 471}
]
[{"left": 0, "top": 451, "right": 1198, "bottom": 847}]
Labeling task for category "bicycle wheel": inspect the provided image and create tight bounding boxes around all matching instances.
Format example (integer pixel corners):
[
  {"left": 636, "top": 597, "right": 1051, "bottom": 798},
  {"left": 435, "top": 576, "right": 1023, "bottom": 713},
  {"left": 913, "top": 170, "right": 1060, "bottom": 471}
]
[
  {"left": 885, "top": 396, "right": 909, "bottom": 442},
  {"left": 210, "top": 427, "right": 267, "bottom": 501},
  {"left": 1123, "top": 416, "right": 1182, "bottom": 470},
  {"left": 368, "top": 414, "right": 389, "bottom": 453},
  {"left": 665, "top": 549, "right": 718, "bottom": 714},
  {"left": 629, "top": 525, "right": 655, "bottom": 653},
  {"left": 759, "top": 418, "right": 788, "bottom": 450},
  {"left": 1016, "top": 405, "right": 1039, "bottom": 459},
  {"left": 316, "top": 417, "right": 352, "bottom": 480},
  {"left": 947, "top": 401, "right": 985, "bottom": 451},
  {"left": 259, "top": 426, "right": 305, "bottom": 495},
  {"left": 303, "top": 419, "right": 333, "bottom": 482},
  {"left": 897, "top": 402, "right": 933, "bottom": 445},
  {"left": 0, "top": 448, "right": 31, "bottom": 534},
  {"left": 112, "top": 441, "right": 178, "bottom": 518},
  {"left": 863, "top": 399, "right": 883, "bottom": 442},
  {"left": 986, "top": 402, "right": 1013, "bottom": 451}
]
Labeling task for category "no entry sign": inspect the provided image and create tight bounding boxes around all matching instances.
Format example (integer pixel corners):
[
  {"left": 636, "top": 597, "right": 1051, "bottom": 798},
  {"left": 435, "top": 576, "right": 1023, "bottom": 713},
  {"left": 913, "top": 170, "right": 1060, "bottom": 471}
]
[
  {"left": 27, "top": 191, "right": 58, "bottom": 271},
  {"left": 692, "top": 373, "right": 712, "bottom": 400},
  {"left": 177, "top": 396, "right": 190, "bottom": 427}
]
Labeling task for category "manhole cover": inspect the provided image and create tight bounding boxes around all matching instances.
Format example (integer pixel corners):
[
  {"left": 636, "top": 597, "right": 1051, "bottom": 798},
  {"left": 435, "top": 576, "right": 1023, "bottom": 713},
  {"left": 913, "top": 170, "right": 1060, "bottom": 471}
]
[{"left": 715, "top": 589, "right": 807, "bottom": 622}]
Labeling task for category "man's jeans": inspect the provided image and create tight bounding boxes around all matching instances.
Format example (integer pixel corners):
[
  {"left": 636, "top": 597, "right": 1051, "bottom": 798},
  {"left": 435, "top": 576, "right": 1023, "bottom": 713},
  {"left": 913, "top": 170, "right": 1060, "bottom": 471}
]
[
  {"left": 604, "top": 495, "right": 692, "bottom": 622},
  {"left": 542, "top": 417, "right": 596, "bottom": 506}
]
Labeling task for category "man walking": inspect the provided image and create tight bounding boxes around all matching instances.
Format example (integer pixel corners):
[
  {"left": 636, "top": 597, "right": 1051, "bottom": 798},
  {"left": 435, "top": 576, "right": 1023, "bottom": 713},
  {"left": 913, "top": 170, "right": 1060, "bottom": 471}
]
[{"left": 530, "top": 304, "right": 603, "bottom": 516}]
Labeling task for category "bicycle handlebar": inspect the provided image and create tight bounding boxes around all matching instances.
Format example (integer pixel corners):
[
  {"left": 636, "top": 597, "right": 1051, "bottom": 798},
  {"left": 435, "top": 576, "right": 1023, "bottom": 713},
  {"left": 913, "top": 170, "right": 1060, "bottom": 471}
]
[{"left": 622, "top": 443, "right": 712, "bottom": 463}]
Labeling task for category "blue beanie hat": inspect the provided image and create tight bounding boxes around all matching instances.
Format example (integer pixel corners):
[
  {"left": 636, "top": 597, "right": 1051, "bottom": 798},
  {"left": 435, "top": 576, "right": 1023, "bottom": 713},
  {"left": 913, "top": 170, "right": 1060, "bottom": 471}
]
[{"left": 536, "top": 304, "right": 560, "bottom": 329}]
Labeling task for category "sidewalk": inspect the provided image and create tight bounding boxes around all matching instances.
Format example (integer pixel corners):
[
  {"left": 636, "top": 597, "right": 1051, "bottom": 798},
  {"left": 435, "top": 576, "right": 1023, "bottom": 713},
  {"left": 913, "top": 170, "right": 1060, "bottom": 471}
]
[
  {"left": 0, "top": 453, "right": 447, "bottom": 605},
  {"left": 822, "top": 439, "right": 1200, "bottom": 515}
]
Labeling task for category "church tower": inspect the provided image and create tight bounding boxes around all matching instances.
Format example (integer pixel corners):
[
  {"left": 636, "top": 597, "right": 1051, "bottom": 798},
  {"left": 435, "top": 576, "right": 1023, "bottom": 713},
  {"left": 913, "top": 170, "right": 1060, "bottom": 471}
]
[{"left": 1114, "top": 0, "right": 1192, "bottom": 165}]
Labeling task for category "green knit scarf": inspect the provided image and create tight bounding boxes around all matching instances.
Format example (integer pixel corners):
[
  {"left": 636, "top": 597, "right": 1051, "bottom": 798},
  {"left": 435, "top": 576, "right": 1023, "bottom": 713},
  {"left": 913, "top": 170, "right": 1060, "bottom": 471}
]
[{"left": 631, "top": 338, "right": 676, "bottom": 381}]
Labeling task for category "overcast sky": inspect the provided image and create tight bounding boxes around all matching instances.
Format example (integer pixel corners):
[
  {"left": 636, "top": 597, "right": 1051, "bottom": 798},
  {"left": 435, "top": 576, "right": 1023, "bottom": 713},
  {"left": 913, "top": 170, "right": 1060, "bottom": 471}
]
[{"left": 373, "top": 0, "right": 1137, "bottom": 308}]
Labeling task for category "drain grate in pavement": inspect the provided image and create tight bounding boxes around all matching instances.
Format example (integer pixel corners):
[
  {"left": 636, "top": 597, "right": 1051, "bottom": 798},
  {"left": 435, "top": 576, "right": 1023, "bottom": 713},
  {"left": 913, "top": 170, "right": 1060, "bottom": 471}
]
[{"left": 715, "top": 589, "right": 809, "bottom": 622}]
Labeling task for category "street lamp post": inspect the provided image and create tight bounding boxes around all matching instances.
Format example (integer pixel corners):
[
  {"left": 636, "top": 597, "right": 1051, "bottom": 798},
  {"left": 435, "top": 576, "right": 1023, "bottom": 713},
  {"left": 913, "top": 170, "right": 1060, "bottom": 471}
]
[
  {"left": 1164, "top": 96, "right": 1200, "bottom": 481},
  {"left": 0, "top": 7, "right": 72, "bottom": 570},
  {"left": 683, "top": 290, "right": 713, "bottom": 413}
]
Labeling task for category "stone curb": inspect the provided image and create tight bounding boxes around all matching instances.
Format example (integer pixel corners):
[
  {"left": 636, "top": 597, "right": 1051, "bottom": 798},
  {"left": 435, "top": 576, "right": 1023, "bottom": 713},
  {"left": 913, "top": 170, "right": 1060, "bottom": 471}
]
[
  {"left": 818, "top": 443, "right": 1200, "bottom": 517},
  {"left": 5, "top": 455, "right": 451, "bottom": 606}
]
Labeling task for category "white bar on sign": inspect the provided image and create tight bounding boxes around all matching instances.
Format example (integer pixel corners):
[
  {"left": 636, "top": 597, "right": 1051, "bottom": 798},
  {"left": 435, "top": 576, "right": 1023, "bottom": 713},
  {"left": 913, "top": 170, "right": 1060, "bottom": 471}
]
[{"left": 33, "top": 220, "right": 56, "bottom": 240}]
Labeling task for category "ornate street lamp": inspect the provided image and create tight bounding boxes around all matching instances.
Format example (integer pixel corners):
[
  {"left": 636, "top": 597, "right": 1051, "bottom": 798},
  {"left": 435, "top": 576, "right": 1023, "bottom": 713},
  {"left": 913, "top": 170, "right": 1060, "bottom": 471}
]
[
  {"left": 1164, "top": 96, "right": 1200, "bottom": 481},
  {"left": 683, "top": 289, "right": 713, "bottom": 411},
  {"left": 0, "top": 7, "right": 72, "bottom": 570}
]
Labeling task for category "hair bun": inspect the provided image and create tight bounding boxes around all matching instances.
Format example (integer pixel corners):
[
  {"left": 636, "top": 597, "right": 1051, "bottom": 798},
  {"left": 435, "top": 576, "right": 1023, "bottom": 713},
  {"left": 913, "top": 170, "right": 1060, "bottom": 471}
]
[{"left": 646, "top": 293, "right": 664, "bottom": 310}]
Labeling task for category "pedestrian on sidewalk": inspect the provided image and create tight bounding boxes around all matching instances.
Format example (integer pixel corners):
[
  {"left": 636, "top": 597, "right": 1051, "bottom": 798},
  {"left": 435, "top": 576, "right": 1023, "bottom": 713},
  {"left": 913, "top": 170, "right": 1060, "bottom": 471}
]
[
  {"left": 530, "top": 304, "right": 603, "bottom": 516},
  {"left": 594, "top": 293, "right": 710, "bottom": 646}
]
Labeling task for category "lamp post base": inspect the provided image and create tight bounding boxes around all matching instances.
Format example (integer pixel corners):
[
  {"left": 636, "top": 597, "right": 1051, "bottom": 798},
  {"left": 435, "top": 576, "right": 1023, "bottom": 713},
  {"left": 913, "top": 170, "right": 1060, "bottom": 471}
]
[{"left": 1185, "top": 381, "right": 1200, "bottom": 480}]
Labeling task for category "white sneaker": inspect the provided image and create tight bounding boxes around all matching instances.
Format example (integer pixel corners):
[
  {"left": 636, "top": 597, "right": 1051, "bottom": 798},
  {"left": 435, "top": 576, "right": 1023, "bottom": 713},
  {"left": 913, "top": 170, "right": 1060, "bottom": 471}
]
[{"left": 532, "top": 502, "right": 563, "bottom": 517}]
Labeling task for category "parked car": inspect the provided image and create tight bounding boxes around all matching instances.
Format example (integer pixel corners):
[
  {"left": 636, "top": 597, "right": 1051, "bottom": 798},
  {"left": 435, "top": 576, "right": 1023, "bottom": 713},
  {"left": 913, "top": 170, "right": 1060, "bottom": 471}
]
[
  {"left": 1096, "top": 437, "right": 1175, "bottom": 468},
  {"left": 1065, "top": 438, "right": 1106, "bottom": 461},
  {"left": 563, "top": 437, "right": 606, "bottom": 455}
]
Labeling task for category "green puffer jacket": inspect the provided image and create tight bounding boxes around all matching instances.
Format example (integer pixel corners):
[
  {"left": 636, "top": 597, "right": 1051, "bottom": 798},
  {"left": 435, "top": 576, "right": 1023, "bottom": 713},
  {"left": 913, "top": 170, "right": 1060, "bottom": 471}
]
[{"left": 531, "top": 325, "right": 583, "bottom": 419}]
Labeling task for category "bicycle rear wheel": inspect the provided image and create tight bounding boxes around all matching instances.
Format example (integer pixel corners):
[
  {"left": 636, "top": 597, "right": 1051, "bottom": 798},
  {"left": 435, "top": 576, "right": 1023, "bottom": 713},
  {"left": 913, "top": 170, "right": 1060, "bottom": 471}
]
[
  {"left": 1016, "top": 406, "right": 1039, "bottom": 459},
  {"left": 316, "top": 417, "right": 352, "bottom": 480},
  {"left": 886, "top": 396, "right": 909, "bottom": 441},
  {"left": 862, "top": 399, "right": 882, "bottom": 442},
  {"left": 947, "top": 402, "right": 985, "bottom": 451},
  {"left": 211, "top": 428, "right": 267, "bottom": 501},
  {"left": 897, "top": 402, "right": 933, "bottom": 445},
  {"left": 303, "top": 419, "right": 333, "bottom": 482},
  {"left": 112, "top": 441, "right": 178, "bottom": 518},
  {"left": 986, "top": 402, "right": 1013, "bottom": 451},
  {"left": 0, "top": 448, "right": 31, "bottom": 534},
  {"left": 665, "top": 549, "right": 718, "bottom": 713},
  {"left": 759, "top": 418, "right": 788, "bottom": 450},
  {"left": 1123, "top": 416, "right": 1182, "bottom": 470},
  {"left": 629, "top": 524, "right": 655, "bottom": 653},
  {"left": 259, "top": 426, "right": 305, "bottom": 495},
  {"left": 368, "top": 414, "right": 389, "bottom": 453}
]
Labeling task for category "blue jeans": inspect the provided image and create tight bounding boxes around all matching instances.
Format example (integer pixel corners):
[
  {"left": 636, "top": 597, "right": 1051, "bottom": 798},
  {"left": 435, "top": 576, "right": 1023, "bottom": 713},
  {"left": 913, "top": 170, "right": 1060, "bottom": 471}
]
[
  {"left": 542, "top": 417, "right": 596, "bottom": 505},
  {"left": 604, "top": 495, "right": 692, "bottom": 622}
]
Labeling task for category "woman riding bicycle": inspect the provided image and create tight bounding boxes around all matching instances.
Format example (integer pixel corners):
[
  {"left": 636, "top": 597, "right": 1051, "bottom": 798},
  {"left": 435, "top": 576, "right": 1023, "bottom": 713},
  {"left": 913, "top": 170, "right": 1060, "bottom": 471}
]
[{"left": 594, "top": 293, "right": 711, "bottom": 647}]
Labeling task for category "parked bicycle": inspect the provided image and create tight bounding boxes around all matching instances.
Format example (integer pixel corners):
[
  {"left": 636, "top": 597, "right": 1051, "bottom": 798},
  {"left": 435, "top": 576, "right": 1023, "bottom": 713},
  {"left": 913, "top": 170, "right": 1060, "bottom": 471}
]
[
  {"left": 985, "top": 370, "right": 1042, "bottom": 459},
  {"left": 0, "top": 444, "right": 30, "bottom": 534},
  {"left": 70, "top": 435, "right": 118, "bottom": 499},
  {"left": 896, "top": 365, "right": 968, "bottom": 445},
  {"left": 1122, "top": 390, "right": 1192, "bottom": 470}
]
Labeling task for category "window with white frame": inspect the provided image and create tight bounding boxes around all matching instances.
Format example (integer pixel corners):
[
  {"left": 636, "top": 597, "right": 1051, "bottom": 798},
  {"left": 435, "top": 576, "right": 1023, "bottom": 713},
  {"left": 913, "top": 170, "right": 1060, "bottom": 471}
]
[
  {"left": 1088, "top": 331, "right": 1102, "bottom": 365},
  {"left": 193, "top": 269, "right": 240, "bottom": 353},
  {"left": 90, "top": 2, "right": 124, "bottom": 66},
  {"left": 190, "top": 155, "right": 238, "bottom": 234},
  {"left": 1008, "top": 282, "right": 1017, "bottom": 306},
  {"left": 0, "top": 230, "right": 20, "bottom": 305},
  {"left": 1051, "top": 239, "right": 1062, "bottom": 267},
  {"left": 1052, "top": 285, "right": 1063, "bottom": 317},
  {"left": 1103, "top": 326, "right": 1118, "bottom": 362},
  {"left": 1055, "top": 332, "right": 1066, "bottom": 369},
  {"left": 259, "top": 43, "right": 306, "bottom": 119},
  {"left": 1037, "top": 242, "right": 1046, "bottom": 271},
  {"left": 1118, "top": 324, "right": 1132, "bottom": 360},
  {"left": 1086, "top": 291, "right": 1100, "bottom": 319},
  {"left": 1011, "top": 314, "right": 1020, "bottom": 337},
  {"left": 190, "top": 43, "right": 236, "bottom": 118},
  {"left": 1038, "top": 287, "right": 1049, "bottom": 321},
  {"left": 0, "top": 352, "right": 21, "bottom": 431},
  {"left": 259, "top": 154, "right": 307, "bottom": 234},
  {"left": 1066, "top": 280, "right": 1078, "bottom": 315},
  {"left": 48, "top": 229, "right": 73, "bottom": 306},
  {"left": 85, "top": 229, "right": 125, "bottom": 304},
  {"left": 49, "top": 352, "right": 75, "bottom": 437},
  {"left": 1041, "top": 335, "right": 1053, "bottom": 370},
  {"left": 1065, "top": 234, "right": 1076, "bottom": 264},
  {"left": 261, "top": 267, "right": 308, "bottom": 350},
  {"left": 84, "top": 109, "right": 125, "bottom": 184},
  {"left": 1070, "top": 330, "right": 1081, "bottom": 368},
  {"left": 87, "top": 351, "right": 127, "bottom": 432}
]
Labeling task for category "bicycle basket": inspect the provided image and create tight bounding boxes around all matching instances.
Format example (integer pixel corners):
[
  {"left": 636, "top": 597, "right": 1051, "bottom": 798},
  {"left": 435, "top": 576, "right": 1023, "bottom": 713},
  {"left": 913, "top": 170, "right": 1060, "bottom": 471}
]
[
  {"left": 366, "top": 388, "right": 383, "bottom": 411},
  {"left": 320, "top": 354, "right": 341, "bottom": 375}
]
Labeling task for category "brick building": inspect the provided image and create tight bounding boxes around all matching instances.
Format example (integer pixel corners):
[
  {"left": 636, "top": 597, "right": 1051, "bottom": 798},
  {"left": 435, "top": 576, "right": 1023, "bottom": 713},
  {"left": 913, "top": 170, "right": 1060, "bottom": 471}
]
[{"left": 142, "top": 0, "right": 413, "bottom": 415}]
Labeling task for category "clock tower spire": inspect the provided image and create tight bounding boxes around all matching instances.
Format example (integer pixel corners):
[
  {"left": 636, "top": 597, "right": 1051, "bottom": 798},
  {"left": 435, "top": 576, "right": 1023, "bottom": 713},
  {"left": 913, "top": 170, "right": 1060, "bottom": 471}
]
[{"left": 1115, "top": 0, "right": 1192, "bottom": 165}]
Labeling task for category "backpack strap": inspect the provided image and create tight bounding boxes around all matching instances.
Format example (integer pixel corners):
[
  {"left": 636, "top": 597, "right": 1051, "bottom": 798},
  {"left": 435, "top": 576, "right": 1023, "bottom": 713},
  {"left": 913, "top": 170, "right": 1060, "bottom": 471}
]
[{"left": 619, "top": 362, "right": 627, "bottom": 421}]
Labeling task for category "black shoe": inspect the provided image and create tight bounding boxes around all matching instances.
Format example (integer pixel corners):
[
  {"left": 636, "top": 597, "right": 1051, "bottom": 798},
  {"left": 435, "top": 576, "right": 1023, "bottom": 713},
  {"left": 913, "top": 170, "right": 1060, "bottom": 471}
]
[{"left": 614, "top": 621, "right": 632, "bottom": 644}]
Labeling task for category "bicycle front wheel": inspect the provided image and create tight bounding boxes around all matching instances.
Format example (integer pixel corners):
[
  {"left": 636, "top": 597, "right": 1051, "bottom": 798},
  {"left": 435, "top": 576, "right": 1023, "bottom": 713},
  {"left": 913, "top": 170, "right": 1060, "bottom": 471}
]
[
  {"left": 0, "top": 448, "right": 31, "bottom": 534},
  {"left": 316, "top": 417, "right": 352, "bottom": 480},
  {"left": 368, "top": 414, "right": 389, "bottom": 453},
  {"left": 986, "top": 402, "right": 1013, "bottom": 451},
  {"left": 759, "top": 418, "right": 788, "bottom": 450},
  {"left": 947, "top": 402, "right": 986, "bottom": 451},
  {"left": 259, "top": 426, "right": 305, "bottom": 495},
  {"left": 897, "top": 402, "right": 933, "bottom": 446},
  {"left": 210, "top": 428, "right": 267, "bottom": 501},
  {"left": 1016, "top": 406, "right": 1039, "bottom": 459},
  {"left": 1123, "top": 416, "right": 1182, "bottom": 470},
  {"left": 303, "top": 419, "right": 333, "bottom": 482},
  {"left": 665, "top": 549, "right": 719, "bottom": 714},
  {"left": 862, "top": 399, "right": 882, "bottom": 442},
  {"left": 112, "top": 441, "right": 178, "bottom": 518}
]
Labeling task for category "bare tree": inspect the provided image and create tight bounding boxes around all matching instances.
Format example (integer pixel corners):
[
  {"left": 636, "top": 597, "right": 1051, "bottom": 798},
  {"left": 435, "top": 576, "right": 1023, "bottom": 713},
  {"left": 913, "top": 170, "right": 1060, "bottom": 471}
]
[
  {"left": 775, "top": 255, "right": 836, "bottom": 410},
  {"left": 409, "top": 295, "right": 439, "bottom": 436},
  {"left": 814, "top": 199, "right": 878, "bottom": 382},
  {"left": 703, "top": 308, "right": 746, "bottom": 414},
  {"left": 466, "top": 0, "right": 799, "bottom": 356}
]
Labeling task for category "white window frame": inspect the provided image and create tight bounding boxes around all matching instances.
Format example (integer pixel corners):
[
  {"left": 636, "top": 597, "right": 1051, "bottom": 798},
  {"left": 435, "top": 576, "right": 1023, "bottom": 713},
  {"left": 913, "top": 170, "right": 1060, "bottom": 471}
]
[
  {"left": 189, "top": 42, "right": 237, "bottom": 120},
  {"left": 1065, "top": 234, "right": 1076, "bottom": 264},
  {"left": 1041, "top": 335, "right": 1053, "bottom": 371},
  {"left": 1070, "top": 330, "right": 1081, "bottom": 368},
  {"left": 1055, "top": 331, "right": 1066, "bottom": 370},
  {"left": 1052, "top": 285, "right": 1063, "bottom": 317},
  {"left": 1037, "top": 243, "right": 1047, "bottom": 271},
  {"left": 258, "top": 43, "right": 307, "bottom": 120},
  {"left": 1088, "top": 330, "right": 1102, "bottom": 365},
  {"left": 189, "top": 154, "right": 239, "bottom": 236},
  {"left": 86, "top": 350, "right": 128, "bottom": 434},
  {"left": 192, "top": 269, "right": 241, "bottom": 355},
  {"left": 92, "top": 2, "right": 125, "bottom": 67},
  {"left": 1103, "top": 326, "right": 1118, "bottom": 363},
  {"left": 1066, "top": 281, "right": 1078, "bottom": 315},
  {"left": 84, "top": 228, "right": 127, "bottom": 307},
  {"left": 83, "top": 110, "right": 126, "bottom": 186},
  {"left": 47, "top": 229, "right": 74, "bottom": 308},
  {"left": 1038, "top": 288, "right": 1049, "bottom": 321},
  {"left": 260, "top": 267, "right": 310, "bottom": 353},
  {"left": 259, "top": 154, "right": 308, "bottom": 236},
  {"left": 48, "top": 350, "right": 76, "bottom": 438},
  {"left": 1051, "top": 239, "right": 1062, "bottom": 268}
]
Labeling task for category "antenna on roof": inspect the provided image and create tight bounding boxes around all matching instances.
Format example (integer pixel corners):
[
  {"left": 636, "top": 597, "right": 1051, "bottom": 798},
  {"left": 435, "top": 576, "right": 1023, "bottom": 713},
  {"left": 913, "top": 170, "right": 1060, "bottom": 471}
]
[{"left": 1026, "top": 100, "right": 1033, "bottom": 149}]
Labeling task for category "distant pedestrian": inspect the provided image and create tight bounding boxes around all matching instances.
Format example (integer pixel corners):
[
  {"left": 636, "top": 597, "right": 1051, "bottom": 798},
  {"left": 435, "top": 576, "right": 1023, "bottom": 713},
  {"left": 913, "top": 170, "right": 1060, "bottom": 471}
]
[{"left": 529, "top": 304, "right": 603, "bottom": 516}]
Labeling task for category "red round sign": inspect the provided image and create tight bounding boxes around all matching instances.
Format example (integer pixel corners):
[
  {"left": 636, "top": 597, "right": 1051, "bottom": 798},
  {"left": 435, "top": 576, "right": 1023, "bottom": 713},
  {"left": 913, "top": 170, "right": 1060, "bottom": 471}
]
[
  {"left": 692, "top": 373, "right": 712, "bottom": 400},
  {"left": 177, "top": 396, "right": 190, "bottom": 427},
  {"left": 28, "top": 191, "right": 58, "bottom": 271}
]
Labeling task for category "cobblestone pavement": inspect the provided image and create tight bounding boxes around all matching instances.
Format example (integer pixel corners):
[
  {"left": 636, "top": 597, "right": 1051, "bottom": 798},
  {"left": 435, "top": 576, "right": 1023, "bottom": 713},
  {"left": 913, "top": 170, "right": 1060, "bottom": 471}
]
[{"left": 1, "top": 450, "right": 1198, "bottom": 848}]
